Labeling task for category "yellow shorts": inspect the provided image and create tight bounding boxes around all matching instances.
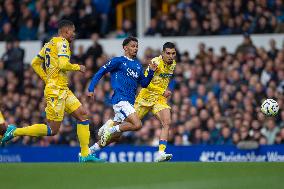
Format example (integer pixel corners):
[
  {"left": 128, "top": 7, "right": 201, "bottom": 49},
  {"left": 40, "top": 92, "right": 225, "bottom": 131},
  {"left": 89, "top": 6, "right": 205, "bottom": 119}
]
[
  {"left": 44, "top": 87, "right": 81, "bottom": 121},
  {"left": 0, "top": 111, "right": 5, "bottom": 124},
  {"left": 134, "top": 95, "right": 170, "bottom": 119}
]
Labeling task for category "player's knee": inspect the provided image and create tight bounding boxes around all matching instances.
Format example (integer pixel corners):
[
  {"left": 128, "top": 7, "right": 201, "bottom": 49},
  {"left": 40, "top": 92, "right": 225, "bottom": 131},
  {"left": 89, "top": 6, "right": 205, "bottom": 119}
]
[
  {"left": 161, "top": 118, "right": 171, "bottom": 129},
  {"left": 77, "top": 108, "right": 89, "bottom": 121},
  {"left": 49, "top": 126, "right": 59, "bottom": 135},
  {"left": 112, "top": 133, "right": 121, "bottom": 142}
]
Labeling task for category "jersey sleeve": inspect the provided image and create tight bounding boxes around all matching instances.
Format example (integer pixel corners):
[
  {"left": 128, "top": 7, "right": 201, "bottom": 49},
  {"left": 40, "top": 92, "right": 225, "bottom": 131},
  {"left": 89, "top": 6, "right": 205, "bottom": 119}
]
[
  {"left": 139, "top": 65, "right": 154, "bottom": 88},
  {"left": 88, "top": 58, "right": 120, "bottom": 92},
  {"left": 31, "top": 46, "right": 47, "bottom": 82},
  {"left": 56, "top": 39, "right": 80, "bottom": 71},
  {"left": 144, "top": 57, "right": 160, "bottom": 77},
  {"left": 37, "top": 46, "right": 46, "bottom": 60}
]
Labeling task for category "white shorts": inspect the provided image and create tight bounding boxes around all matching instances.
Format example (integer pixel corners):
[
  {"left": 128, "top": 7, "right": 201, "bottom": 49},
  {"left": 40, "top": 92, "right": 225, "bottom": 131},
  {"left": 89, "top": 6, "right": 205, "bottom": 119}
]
[{"left": 113, "top": 101, "right": 136, "bottom": 123}]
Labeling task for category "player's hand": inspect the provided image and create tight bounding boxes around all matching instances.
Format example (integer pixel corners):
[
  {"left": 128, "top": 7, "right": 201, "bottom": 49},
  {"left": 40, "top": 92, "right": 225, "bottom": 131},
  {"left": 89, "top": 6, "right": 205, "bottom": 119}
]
[
  {"left": 149, "top": 61, "right": 158, "bottom": 71},
  {"left": 163, "top": 90, "right": 172, "bottom": 98},
  {"left": 87, "top": 91, "right": 95, "bottom": 101},
  {"left": 79, "top": 65, "right": 86, "bottom": 73}
]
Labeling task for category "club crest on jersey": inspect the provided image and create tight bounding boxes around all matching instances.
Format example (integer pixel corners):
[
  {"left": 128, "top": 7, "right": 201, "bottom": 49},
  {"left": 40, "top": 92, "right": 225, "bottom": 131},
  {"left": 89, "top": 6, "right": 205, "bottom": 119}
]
[
  {"left": 169, "top": 65, "right": 175, "bottom": 71},
  {"left": 127, "top": 68, "right": 139, "bottom": 78},
  {"left": 62, "top": 43, "right": 67, "bottom": 49}
]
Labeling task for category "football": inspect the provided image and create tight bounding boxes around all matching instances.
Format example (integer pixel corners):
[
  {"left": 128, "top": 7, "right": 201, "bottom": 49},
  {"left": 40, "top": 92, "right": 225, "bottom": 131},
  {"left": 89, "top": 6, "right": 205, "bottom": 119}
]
[{"left": 261, "top": 99, "right": 279, "bottom": 116}]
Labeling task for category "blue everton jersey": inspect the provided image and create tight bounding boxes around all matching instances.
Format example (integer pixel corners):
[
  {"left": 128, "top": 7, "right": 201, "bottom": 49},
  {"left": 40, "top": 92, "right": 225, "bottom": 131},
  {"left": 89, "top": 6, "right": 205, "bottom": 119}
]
[{"left": 88, "top": 56, "right": 154, "bottom": 105}]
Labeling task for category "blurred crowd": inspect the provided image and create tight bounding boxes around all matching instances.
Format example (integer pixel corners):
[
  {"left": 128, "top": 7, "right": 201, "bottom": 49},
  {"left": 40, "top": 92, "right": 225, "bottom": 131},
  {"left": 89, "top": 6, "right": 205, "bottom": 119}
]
[
  {"left": 0, "top": 0, "right": 128, "bottom": 41},
  {"left": 0, "top": 33, "right": 284, "bottom": 147},
  {"left": 146, "top": 0, "right": 284, "bottom": 36}
]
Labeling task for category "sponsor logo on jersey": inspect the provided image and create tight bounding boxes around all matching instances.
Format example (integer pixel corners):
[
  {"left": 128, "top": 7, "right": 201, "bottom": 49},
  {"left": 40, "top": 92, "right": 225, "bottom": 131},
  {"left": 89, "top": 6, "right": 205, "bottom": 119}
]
[
  {"left": 127, "top": 68, "right": 139, "bottom": 79},
  {"left": 159, "top": 73, "right": 174, "bottom": 78}
]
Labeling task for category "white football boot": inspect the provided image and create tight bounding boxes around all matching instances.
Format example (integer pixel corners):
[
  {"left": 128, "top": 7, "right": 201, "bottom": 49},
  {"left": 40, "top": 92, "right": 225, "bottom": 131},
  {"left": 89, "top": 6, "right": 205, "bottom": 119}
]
[
  {"left": 155, "top": 152, "right": 173, "bottom": 162},
  {"left": 98, "top": 119, "right": 114, "bottom": 137}
]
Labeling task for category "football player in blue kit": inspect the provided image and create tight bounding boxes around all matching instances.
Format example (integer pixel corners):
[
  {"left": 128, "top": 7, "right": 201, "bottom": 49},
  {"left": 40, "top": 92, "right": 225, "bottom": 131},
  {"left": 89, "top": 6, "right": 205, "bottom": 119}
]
[{"left": 88, "top": 36, "right": 157, "bottom": 147}]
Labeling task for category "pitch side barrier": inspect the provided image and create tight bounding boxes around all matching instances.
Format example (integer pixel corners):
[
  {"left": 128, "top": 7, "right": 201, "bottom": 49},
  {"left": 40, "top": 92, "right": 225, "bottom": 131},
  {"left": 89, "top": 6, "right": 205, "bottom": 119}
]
[{"left": 0, "top": 145, "right": 284, "bottom": 162}]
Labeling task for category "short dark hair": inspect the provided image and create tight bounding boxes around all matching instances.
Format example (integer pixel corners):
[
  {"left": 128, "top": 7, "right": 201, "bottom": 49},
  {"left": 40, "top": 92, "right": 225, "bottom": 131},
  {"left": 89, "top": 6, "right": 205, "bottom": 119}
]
[
  {"left": 58, "top": 20, "right": 74, "bottom": 30},
  {"left": 122, "top": 36, "right": 138, "bottom": 47},
  {"left": 163, "top": 42, "right": 175, "bottom": 51}
]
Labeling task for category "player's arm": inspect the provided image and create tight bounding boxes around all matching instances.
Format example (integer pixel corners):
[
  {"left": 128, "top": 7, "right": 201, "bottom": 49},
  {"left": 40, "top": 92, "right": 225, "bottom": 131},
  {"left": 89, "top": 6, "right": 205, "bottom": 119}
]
[
  {"left": 58, "top": 56, "right": 81, "bottom": 71},
  {"left": 57, "top": 40, "right": 82, "bottom": 72},
  {"left": 163, "top": 89, "right": 172, "bottom": 98},
  {"left": 31, "top": 48, "right": 47, "bottom": 83},
  {"left": 88, "top": 58, "right": 120, "bottom": 93},
  {"left": 139, "top": 61, "right": 157, "bottom": 88}
]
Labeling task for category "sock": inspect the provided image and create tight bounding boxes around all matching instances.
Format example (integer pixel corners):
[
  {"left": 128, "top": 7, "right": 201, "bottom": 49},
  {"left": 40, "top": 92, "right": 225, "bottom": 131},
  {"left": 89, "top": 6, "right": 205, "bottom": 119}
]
[
  {"left": 89, "top": 143, "right": 101, "bottom": 154},
  {"left": 159, "top": 140, "right": 167, "bottom": 153},
  {"left": 108, "top": 125, "right": 120, "bottom": 134},
  {"left": 0, "top": 135, "right": 2, "bottom": 140},
  {"left": 77, "top": 120, "right": 90, "bottom": 157},
  {"left": 14, "top": 124, "right": 52, "bottom": 136}
]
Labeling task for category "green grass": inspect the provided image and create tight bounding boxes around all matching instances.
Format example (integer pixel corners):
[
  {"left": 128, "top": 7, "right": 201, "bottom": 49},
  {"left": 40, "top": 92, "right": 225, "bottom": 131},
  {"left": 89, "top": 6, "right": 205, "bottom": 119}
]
[{"left": 0, "top": 163, "right": 283, "bottom": 189}]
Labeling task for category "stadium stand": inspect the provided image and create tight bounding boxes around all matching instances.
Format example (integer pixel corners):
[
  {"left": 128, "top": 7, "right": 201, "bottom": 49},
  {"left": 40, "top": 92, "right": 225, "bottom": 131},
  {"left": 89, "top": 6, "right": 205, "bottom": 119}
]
[
  {"left": 0, "top": 0, "right": 125, "bottom": 40},
  {"left": 0, "top": 33, "right": 283, "bottom": 146},
  {"left": 146, "top": 0, "right": 284, "bottom": 36}
]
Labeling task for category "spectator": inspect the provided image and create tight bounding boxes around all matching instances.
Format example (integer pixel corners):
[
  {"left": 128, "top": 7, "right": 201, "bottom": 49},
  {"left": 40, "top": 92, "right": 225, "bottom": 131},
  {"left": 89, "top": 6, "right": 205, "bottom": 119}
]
[
  {"left": 0, "top": 22, "right": 15, "bottom": 41},
  {"left": 85, "top": 33, "right": 103, "bottom": 62},
  {"left": 145, "top": 19, "right": 159, "bottom": 36},
  {"left": 217, "top": 127, "right": 233, "bottom": 145},
  {"left": 18, "top": 19, "right": 37, "bottom": 41},
  {"left": 261, "top": 119, "right": 280, "bottom": 144},
  {"left": 235, "top": 34, "right": 257, "bottom": 57},
  {"left": 268, "top": 39, "right": 279, "bottom": 60}
]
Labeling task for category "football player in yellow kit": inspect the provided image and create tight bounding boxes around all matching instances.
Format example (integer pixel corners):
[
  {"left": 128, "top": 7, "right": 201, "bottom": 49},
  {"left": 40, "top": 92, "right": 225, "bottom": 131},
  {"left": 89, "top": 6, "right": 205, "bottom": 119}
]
[
  {"left": 134, "top": 42, "right": 176, "bottom": 162},
  {"left": 1, "top": 20, "right": 102, "bottom": 162},
  {"left": 90, "top": 42, "right": 176, "bottom": 162},
  {"left": 0, "top": 111, "right": 6, "bottom": 140}
]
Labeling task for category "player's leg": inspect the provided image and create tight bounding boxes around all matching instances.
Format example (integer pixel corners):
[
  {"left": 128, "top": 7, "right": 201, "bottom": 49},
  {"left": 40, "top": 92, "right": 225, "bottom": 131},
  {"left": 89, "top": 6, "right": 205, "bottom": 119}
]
[
  {"left": 90, "top": 101, "right": 151, "bottom": 152},
  {"left": 100, "top": 101, "right": 143, "bottom": 146},
  {"left": 70, "top": 105, "right": 91, "bottom": 157},
  {"left": 97, "top": 99, "right": 150, "bottom": 137},
  {"left": 90, "top": 132, "right": 122, "bottom": 154},
  {"left": 155, "top": 108, "right": 171, "bottom": 151},
  {"left": 65, "top": 90, "right": 89, "bottom": 157},
  {"left": 13, "top": 93, "right": 64, "bottom": 137},
  {"left": 66, "top": 90, "right": 103, "bottom": 162},
  {"left": 97, "top": 100, "right": 151, "bottom": 148},
  {"left": 153, "top": 101, "right": 173, "bottom": 162},
  {"left": 1, "top": 94, "right": 63, "bottom": 144}
]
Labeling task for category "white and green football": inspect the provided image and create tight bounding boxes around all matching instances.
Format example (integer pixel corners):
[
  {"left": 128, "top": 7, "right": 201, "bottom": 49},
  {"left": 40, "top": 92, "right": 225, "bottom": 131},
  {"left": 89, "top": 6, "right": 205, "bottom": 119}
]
[{"left": 261, "top": 99, "right": 279, "bottom": 116}]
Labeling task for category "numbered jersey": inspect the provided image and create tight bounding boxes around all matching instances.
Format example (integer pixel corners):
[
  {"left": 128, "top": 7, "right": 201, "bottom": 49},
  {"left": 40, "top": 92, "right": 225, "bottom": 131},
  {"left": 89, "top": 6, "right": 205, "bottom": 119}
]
[
  {"left": 37, "top": 37, "right": 71, "bottom": 88},
  {"left": 138, "top": 55, "right": 176, "bottom": 101}
]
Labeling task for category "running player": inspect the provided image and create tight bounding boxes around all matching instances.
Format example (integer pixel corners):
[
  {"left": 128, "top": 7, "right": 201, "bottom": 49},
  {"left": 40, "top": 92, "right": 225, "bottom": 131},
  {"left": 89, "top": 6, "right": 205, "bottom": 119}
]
[
  {"left": 87, "top": 36, "right": 157, "bottom": 147},
  {"left": 1, "top": 20, "right": 102, "bottom": 162},
  {"left": 134, "top": 42, "right": 176, "bottom": 162},
  {"left": 91, "top": 42, "right": 176, "bottom": 162},
  {"left": 0, "top": 111, "right": 6, "bottom": 140}
]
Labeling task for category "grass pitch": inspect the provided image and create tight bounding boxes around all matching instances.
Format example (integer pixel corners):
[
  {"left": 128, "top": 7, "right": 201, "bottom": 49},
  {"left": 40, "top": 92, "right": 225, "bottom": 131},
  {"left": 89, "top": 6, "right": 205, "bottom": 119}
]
[{"left": 0, "top": 162, "right": 283, "bottom": 189}]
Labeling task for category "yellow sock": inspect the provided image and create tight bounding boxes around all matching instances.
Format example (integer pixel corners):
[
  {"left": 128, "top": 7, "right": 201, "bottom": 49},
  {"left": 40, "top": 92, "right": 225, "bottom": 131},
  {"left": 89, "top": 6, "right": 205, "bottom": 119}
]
[
  {"left": 77, "top": 120, "right": 90, "bottom": 157},
  {"left": 14, "top": 124, "right": 52, "bottom": 137},
  {"left": 159, "top": 140, "right": 167, "bottom": 152},
  {"left": 0, "top": 135, "right": 2, "bottom": 140}
]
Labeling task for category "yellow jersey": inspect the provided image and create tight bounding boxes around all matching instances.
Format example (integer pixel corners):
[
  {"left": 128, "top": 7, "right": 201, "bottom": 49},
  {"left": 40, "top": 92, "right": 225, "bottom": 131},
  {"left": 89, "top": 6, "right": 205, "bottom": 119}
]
[
  {"left": 31, "top": 37, "right": 80, "bottom": 89},
  {"left": 0, "top": 111, "right": 4, "bottom": 124},
  {"left": 138, "top": 55, "right": 176, "bottom": 101}
]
